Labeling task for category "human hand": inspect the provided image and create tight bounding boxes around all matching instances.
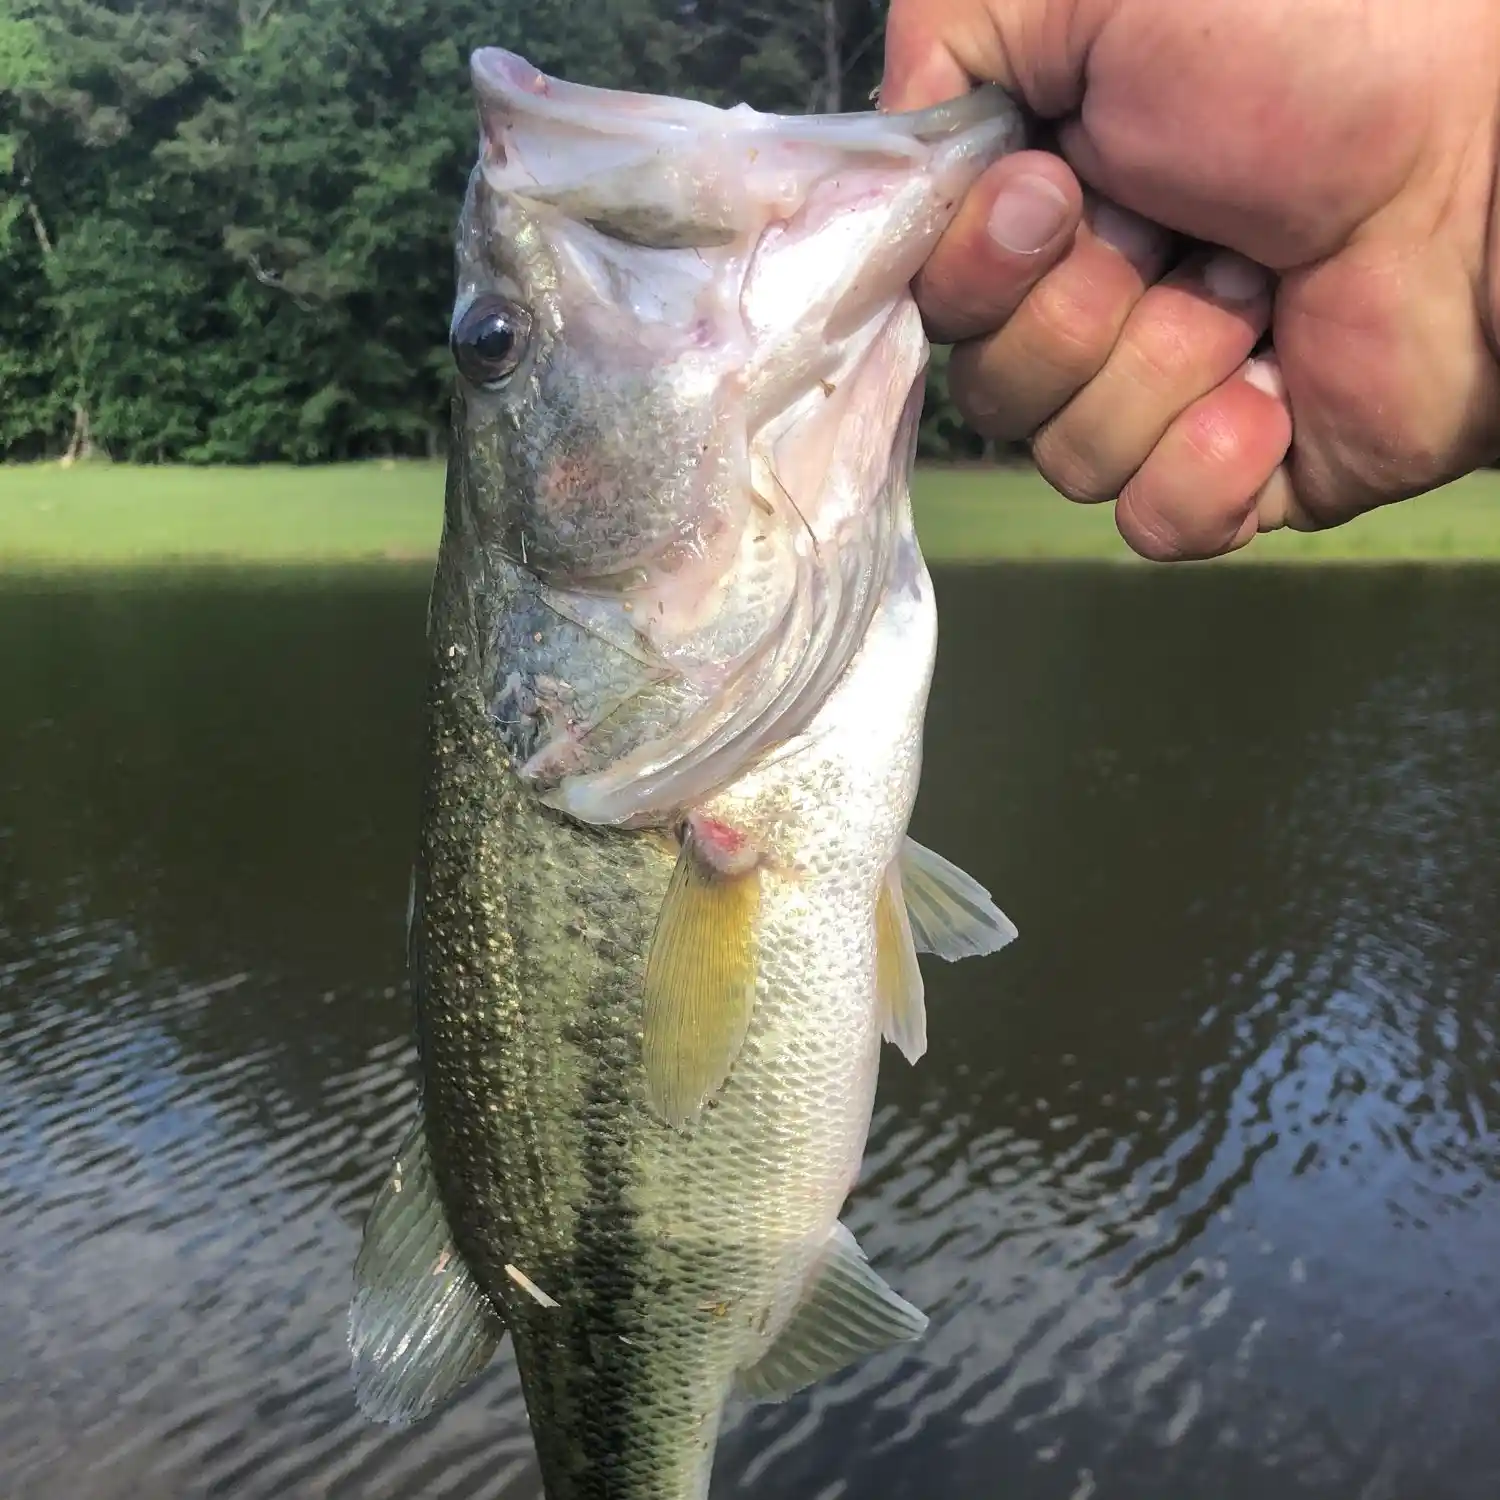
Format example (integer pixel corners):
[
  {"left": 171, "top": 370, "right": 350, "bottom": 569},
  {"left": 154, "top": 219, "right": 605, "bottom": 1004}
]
[{"left": 883, "top": 0, "right": 1500, "bottom": 559}]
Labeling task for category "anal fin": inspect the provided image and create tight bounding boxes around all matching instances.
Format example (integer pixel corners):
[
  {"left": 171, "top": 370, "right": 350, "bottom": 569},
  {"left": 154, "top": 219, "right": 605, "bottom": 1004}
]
[
  {"left": 736, "top": 1221, "right": 928, "bottom": 1403},
  {"left": 641, "top": 825, "right": 760, "bottom": 1129},
  {"left": 349, "top": 1121, "right": 504, "bottom": 1427},
  {"left": 877, "top": 859, "right": 927, "bottom": 1064},
  {"left": 900, "top": 836, "right": 1018, "bottom": 960}
]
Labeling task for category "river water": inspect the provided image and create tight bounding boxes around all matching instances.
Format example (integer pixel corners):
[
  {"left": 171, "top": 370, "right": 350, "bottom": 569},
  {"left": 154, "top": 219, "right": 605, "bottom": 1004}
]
[{"left": 2, "top": 563, "right": 1499, "bottom": 1500}]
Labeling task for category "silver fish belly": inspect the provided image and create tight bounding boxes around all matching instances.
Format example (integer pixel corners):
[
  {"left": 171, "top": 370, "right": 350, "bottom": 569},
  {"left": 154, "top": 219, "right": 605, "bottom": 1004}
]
[{"left": 348, "top": 49, "right": 1024, "bottom": 1500}]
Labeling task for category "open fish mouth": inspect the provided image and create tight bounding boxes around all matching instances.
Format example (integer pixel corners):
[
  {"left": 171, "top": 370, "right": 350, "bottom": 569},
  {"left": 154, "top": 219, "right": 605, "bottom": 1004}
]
[
  {"left": 470, "top": 46, "right": 1024, "bottom": 276},
  {"left": 451, "top": 52, "right": 1026, "bottom": 827}
]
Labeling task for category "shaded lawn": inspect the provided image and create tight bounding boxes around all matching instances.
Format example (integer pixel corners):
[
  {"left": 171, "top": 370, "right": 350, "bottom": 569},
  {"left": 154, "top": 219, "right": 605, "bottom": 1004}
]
[{"left": 2, "top": 459, "right": 1498, "bottom": 570}]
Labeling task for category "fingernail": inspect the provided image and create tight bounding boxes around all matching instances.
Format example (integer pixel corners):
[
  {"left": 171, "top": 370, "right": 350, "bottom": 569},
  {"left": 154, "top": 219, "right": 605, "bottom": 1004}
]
[
  {"left": 1243, "top": 353, "right": 1285, "bottom": 400},
  {"left": 1088, "top": 202, "right": 1163, "bottom": 272},
  {"left": 1204, "top": 252, "right": 1268, "bottom": 303},
  {"left": 987, "top": 176, "right": 1071, "bottom": 255}
]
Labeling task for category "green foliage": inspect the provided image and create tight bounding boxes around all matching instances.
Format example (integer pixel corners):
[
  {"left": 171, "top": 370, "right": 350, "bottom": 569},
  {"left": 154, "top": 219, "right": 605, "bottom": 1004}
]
[{"left": 0, "top": 0, "right": 982, "bottom": 463}]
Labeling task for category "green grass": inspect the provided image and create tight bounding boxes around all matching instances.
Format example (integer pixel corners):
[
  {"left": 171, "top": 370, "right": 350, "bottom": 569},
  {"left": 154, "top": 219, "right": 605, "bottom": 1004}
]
[
  {"left": 4, "top": 458, "right": 1500, "bottom": 571},
  {"left": 912, "top": 466, "right": 1500, "bottom": 564},
  {"left": 0, "top": 461, "right": 445, "bottom": 570}
]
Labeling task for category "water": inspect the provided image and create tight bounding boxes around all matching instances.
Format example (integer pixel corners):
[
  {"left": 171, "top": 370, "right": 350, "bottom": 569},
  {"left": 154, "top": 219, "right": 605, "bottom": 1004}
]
[{"left": 2, "top": 563, "right": 1499, "bottom": 1500}]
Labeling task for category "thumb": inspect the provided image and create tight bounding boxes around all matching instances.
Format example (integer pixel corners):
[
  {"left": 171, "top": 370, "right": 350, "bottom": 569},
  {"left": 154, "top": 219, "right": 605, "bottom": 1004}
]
[{"left": 881, "top": 0, "right": 1090, "bottom": 116}]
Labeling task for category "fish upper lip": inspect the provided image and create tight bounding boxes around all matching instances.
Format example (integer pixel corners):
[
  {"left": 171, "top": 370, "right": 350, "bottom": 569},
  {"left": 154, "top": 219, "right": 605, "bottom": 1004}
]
[
  {"left": 470, "top": 47, "right": 1025, "bottom": 161},
  {"left": 471, "top": 48, "right": 722, "bottom": 140}
]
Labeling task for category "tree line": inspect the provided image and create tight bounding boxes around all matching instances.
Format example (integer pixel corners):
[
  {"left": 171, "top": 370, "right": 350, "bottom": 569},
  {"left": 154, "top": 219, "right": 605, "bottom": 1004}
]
[{"left": 0, "top": 0, "right": 995, "bottom": 466}]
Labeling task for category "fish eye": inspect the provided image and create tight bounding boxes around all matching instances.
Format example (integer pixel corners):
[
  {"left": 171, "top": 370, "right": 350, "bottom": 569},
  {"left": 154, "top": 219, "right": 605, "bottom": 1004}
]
[{"left": 451, "top": 296, "right": 530, "bottom": 389}]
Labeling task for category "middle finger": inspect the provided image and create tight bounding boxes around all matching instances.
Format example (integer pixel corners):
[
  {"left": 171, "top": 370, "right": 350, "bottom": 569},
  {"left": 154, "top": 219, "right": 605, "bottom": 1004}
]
[{"left": 1033, "top": 251, "right": 1273, "bottom": 504}]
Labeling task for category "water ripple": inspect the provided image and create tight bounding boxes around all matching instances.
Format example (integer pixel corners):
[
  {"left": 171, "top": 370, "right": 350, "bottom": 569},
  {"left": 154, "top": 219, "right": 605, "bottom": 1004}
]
[{"left": 5, "top": 569, "right": 1500, "bottom": 1498}]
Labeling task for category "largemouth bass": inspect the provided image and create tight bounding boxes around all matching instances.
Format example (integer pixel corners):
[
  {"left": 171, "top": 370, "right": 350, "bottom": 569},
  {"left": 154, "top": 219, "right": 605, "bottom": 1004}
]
[{"left": 349, "top": 49, "right": 1023, "bottom": 1499}]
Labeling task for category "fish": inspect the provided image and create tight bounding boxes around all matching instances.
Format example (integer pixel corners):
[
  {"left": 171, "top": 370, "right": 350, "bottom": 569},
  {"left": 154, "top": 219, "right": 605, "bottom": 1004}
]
[{"left": 347, "top": 47, "right": 1024, "bottom": 1500}]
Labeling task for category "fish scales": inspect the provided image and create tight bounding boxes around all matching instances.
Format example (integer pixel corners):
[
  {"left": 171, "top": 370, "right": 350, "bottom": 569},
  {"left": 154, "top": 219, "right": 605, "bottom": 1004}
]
[
  {"left": 417, "top": 539, "right": 930, "bottom": 1495},
  {"left": 349, "top": 49, "right": 1025, "bottom": 1500}
]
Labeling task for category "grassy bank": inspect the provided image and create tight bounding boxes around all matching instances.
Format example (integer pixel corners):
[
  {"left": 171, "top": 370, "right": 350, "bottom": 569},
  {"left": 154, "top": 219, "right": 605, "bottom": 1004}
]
[
  {"left": 0, "top": 462, "right": 442, "bottom": 569},
  {"left": 3, "top": 459, "right": 1500, "bottom": 570}
]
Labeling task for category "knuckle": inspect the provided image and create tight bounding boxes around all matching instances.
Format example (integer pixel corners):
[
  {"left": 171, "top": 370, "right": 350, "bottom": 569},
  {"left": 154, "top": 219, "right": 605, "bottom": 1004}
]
[
  {"left": 1021, "top": 278, "right": 1119, "bottom": 386},
  {"left": 1115, "top": 481, "right": 1224, "bottom": 560},
  {"left": 1032, "top": 421, "right": 1119, "bottom": 503},
  {"left": 947, "top": 350, "right": 1011, "bottom": 437},
  {"left": 1119, "top": 314, "right": 1197, "bottom": 390},
  {"left": 916, "top": 289, "right": 971, "bottom": 346},
  {"left": 1116, "top": 500, "right": 1187, "bottom": 560},
  {"left": 914, "top": 259, "right": 994, "bottom": 345},
  {"left": 1118, "top": 470, "right": 1257, "bottom": 561}
]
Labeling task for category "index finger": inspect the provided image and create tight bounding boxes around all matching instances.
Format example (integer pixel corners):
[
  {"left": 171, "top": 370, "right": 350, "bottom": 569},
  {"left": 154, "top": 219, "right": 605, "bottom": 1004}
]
[
  {"left": 881, "top": 0, "right": 978, "bottom": 113},
  {"left": 882, "top": 0, "right": 1091, "bottom": 118},
  {"left": 913, "top": 151, "right": 1084, "bottom": 344}
]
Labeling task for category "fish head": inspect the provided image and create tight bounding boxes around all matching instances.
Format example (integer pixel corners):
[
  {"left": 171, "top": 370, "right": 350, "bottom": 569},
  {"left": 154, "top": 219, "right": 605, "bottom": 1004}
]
[{"left": 448, "top": 51, "right": 1024, "bottom": 822}]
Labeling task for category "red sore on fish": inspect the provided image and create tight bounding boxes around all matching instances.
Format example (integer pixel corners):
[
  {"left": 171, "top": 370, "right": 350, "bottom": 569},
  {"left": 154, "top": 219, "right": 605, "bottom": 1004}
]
[{"left": 685, "top": 814, "right": 760, "bottom": 877}]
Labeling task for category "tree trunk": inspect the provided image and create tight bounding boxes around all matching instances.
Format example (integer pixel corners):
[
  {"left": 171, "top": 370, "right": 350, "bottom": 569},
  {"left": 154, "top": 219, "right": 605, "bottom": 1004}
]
[
  {"left": 24, "top": 189, "right": 96, "bottom": 465},
  {"left": 23, "top": 194, "right": 54, "bottom": 256},
  {"left": 822, "top": 0, "right": 842, "bottom": 114},
  {"left": 60, "top": 403, "right": 93, "bottom": 466}
]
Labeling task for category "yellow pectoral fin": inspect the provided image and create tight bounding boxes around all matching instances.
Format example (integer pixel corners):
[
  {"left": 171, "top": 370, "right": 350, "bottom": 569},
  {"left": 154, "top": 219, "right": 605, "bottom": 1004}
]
[
  {"left": 877, "top": 860, "right": 927, "bottom": 1066},
  {"left": 641, "top": 834, "right": 760, "bottom": 1129}
]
